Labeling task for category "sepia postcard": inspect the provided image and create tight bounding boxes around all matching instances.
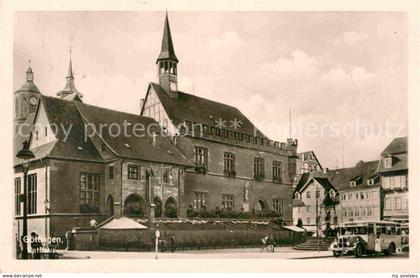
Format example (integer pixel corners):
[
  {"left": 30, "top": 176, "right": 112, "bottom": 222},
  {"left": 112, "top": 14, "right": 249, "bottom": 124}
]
[{"left": 0, "top": 0, "right": 419, "bottom": 274}]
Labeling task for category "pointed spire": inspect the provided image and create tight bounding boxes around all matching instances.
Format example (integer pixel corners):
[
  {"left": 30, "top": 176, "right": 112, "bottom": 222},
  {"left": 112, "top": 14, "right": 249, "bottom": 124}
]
[
  {"left": 26, "top": 59, "right": 34, "bottom": 82},
  {"left": 57, "top": 48, "right": 83, "bottom": 101},
  {"left": 67, "top": 48, "right": 74, "bottom": 79},
  {"left": 156, "top": 11, "right": 178, "bottom": 63}
]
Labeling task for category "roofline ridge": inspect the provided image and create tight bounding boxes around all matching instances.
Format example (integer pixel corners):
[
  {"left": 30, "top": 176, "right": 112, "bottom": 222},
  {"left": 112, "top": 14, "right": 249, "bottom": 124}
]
[{"left": 150, "top": 82, "right": 242, "bottom": 112}]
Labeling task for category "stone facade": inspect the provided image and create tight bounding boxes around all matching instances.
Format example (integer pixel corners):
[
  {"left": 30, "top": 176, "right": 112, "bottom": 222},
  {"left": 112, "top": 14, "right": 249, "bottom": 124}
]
[
  {"left": 14, "top": 159, "right": 107, "bottom": 245},
  {"left": 177, "top": 135, "right": 295, "bottom": 222}
]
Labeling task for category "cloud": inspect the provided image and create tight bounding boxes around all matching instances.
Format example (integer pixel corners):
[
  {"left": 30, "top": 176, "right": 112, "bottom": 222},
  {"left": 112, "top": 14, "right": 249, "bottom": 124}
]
[
  {"left": 321, "top": 66, "right": 373, "bottom": 82},
  {"left": 259, "top": 50, "right": 318, "bottom": 81},
  {"left": 333, "top": 31, "right": 368, "bottom": 49}
]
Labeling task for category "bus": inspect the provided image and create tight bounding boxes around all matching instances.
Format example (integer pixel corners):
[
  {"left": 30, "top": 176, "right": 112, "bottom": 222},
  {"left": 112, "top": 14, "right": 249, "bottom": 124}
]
[{"left": 329, "top": 221, "right": 402, "bottom": 257}]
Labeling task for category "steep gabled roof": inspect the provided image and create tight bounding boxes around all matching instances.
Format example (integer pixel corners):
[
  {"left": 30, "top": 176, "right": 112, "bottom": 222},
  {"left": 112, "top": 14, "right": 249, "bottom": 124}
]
[
  {"left": 75, "top": 101, "right": 192, "bottom": 166},
  {"left": 14, "top": 113, "right": 36, "bottom": 153},
  {"left": 295, "top": 174, "right": 336, "bottom": 194},
  {"left": 148, "top": 82, "right": 266, "bottom": 138},
  {"left": 381, "top": 137, "right": 407, "bottom": 155},
  {"left": 16, "top": 95, "right": 192, "bottom": 167},
  {"left": 378, "top": 153, "right": 408, "bottom": 173},
  {"left": 326, "top": 160, "right": 380, "bottom": 191},
  {"left": 294, "top": 160, "right": 380, "bottom": 194},
  {"left": 40, "top": 95, "right": 103, "bottom": 161}
]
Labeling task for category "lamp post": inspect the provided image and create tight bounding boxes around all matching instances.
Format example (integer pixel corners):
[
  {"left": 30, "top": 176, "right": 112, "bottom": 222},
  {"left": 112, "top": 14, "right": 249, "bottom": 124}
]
[
  {"left": 315, "top": 183, "right": 320, "bottom": 254},
  {"left": 16, "top": 141, "right": 35, "bottom": 259}
]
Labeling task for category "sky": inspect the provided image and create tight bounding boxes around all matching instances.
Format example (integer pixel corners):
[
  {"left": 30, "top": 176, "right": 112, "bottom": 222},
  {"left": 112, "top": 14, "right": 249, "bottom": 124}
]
[{"left": 13, "top": 11, "right": 408, "bottom": 169}]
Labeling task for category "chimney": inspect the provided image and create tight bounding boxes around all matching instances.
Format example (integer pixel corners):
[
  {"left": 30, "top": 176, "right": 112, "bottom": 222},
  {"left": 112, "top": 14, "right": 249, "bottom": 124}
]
[{"left": 323, "top": 168, "right": 329, "bottom": 174}]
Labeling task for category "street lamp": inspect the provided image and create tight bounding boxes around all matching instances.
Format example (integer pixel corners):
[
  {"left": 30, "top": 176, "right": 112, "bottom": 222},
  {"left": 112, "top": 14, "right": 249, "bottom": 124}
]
[{"left": 16, "top": 140, "right": 35, "bottom": 259}]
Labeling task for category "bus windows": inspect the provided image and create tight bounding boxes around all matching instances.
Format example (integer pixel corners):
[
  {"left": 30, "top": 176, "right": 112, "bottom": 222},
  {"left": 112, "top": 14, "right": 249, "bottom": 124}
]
[
  {"left": 381, "top": 225, "right": 387, "bottom": 234},
  {"left": 368, "top": 224, "right": 374, "bottom": 235},
  {"left": 357, "top": 227, "right": 367, "bottom": 235},
  {"left": 390, "top": 225, "right": 396, "bottom": 235}
]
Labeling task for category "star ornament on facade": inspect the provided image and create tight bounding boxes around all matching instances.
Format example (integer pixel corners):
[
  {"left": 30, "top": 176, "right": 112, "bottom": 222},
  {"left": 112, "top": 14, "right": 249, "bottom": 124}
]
[
  {"left": 215, "top": 118, "right": 226, "bottom": 129},
  {"left": 230, "top": 118, "right": 243, "bottom": 130}
]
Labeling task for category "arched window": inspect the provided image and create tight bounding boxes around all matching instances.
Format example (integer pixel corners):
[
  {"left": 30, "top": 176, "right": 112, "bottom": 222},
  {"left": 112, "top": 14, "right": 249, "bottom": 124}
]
[
  {"left": 160, "top": 62, "right": 165, "bottom": 73},
  {"left": 153, "top": 196, "right": 162, "bottom": 218},
  {"left": 106, "top": 194, "right": 114, "bottom": 216},
  {"left": 164, "top": 197, "right": 177, "bottom": 218},
  {"left": 257, "top": 199, "right": 267, "bottom": 211},
  {"left": 22, "top": 96, "right": 27, "bottom": 115},
  {"left": 123, "top": 193, "right": 146, "bottom": 217}
]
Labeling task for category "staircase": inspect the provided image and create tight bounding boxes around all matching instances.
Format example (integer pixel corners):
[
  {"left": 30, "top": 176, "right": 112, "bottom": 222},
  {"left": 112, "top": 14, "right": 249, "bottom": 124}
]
[{"left": 293, "top": 237, "right": 335, "bottom": 251}]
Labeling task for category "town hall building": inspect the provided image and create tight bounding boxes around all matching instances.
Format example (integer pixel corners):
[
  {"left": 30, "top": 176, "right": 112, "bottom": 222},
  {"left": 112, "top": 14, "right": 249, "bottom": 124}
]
[
  {"left": 140, "top": 13, "right": 298, "bottom": 222},
  {"left": 13, "top": 12, "right": 298, "bottom": 246}
]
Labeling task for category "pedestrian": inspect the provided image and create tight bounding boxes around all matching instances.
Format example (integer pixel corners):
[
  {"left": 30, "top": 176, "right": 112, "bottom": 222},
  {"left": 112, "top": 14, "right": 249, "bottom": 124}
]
[
  {"left": 375, "top": 232, "right": 382, "bottom": 256},
  {"left": 30, "top": 232, "right": 42, "bottom": 259},
  {"left": 269, "top": 235, "right": 275, "bottom": 253},
  {"left": 170, "top": 234, "right": 176, "bottom": 253},
  {"left": 160, "top": 238, "right": 165, "bottom": 252},
  {"left": 264, "top": 235, "right": 270, "bottom": 252},
  {"left": 261, "top": 235, "right": 268, "bottom": 252},
  {"left": 65, "top": 231, "right": 71, "bottom": 250}
]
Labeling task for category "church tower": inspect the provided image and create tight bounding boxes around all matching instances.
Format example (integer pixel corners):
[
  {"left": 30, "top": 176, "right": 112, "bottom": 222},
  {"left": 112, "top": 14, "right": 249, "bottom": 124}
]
[
  {"left": 56, "top": 50, "right": 83, "bottom": 102},
  {"left": 156, "top": 12, "right": 179, "bottom": 98},
  {"left": 14, "top": 60, "right": 41, "bottom": 133}
]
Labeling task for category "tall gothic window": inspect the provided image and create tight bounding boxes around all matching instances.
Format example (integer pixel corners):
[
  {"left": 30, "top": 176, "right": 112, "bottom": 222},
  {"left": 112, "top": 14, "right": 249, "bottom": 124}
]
[
  {"left": 273, "top": 198, "right": 284, "bottom": 214},
  {"left": 194, "top": 192, "right": 208, "bottom": 209},
  {"left": 272, "top": 161, "right": 282, "bottom": 183},
  {"left": 223, "top": 152, "right": 235, "bottom": 176},
  {"left": 194, "top": 147, "right": 208, "bottom": 169},
  {"left": 254, "top": 158, "right": 264, "bottom": 180},
  {"left": 80, "top": 173, "right": 100, "bottom": 207}
]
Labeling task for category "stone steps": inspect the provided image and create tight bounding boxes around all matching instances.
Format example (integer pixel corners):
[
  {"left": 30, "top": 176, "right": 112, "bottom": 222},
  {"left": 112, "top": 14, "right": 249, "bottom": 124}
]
[{"left": 293, "top": 237, "right": 334, "bottom": 251}]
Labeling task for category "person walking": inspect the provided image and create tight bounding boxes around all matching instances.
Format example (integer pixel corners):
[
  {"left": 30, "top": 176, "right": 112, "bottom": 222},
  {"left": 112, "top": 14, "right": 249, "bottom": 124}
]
[
  {"left": 269, "top": 235, "right": 275, "bottom": 253},
  {"left": 375, "top": 233, "right": 382, "bottom": 256},
  {"left": 261, "top": 235, "right": 268, "bottom": 252},
  {"left": 30, "top": 232, "right": 42, "bottom": 259},
  {"left": 170, "top": 234, "right": 176, "bottom": 253},
  {"left": 265, "top": 235, "right": 271, "bottom": 252}
]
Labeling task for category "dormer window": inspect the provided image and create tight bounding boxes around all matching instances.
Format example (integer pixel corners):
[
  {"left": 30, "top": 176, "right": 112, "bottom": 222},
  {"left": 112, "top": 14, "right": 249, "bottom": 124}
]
[
  {"left": 384, "top": 156, "right": 393, "bottom": 168},
  {"left": 367, "top": 179, "right": 375, "bottom": 186},
  {"left": 350, "top": 176, "right": 362, "bottom": 187}
]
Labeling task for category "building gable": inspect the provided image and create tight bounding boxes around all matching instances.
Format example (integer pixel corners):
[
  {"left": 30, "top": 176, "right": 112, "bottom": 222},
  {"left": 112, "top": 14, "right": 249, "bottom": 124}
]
[
  {"left": 148, "top": 82, "right": 267, "bottom": 138},
  {"left": 30, "top": 99, "right": 57, "bottom": 149},
  {"left": 141, "top": 84, "right": 178, "bottom": 135}
]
